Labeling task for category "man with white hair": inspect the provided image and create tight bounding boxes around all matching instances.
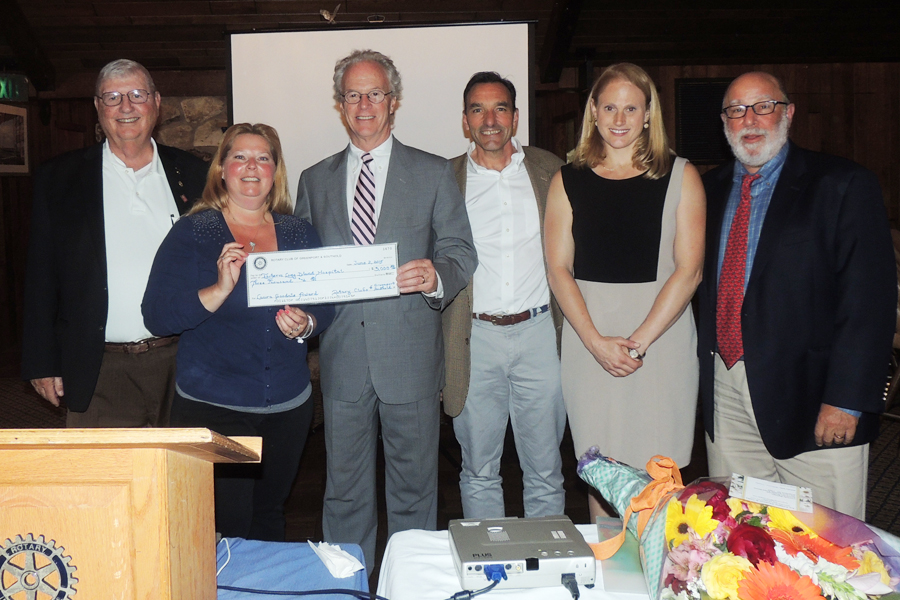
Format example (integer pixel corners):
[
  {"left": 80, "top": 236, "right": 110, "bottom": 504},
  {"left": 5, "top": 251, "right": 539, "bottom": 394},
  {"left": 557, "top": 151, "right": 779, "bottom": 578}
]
[
  {"left": 22, "top": 59, "right": 208, "bottom": 426},
  {"left": 295, "top": 49, "right": 476, "bottom": 568},
  {"left": 697, "top": 71, "right": 895, "bottom": 519}
]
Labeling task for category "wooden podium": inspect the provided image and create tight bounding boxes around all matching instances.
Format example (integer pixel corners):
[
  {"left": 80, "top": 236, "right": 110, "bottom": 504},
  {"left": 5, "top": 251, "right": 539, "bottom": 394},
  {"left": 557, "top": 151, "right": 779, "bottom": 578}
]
[{"left": 0, "top": 428, "right": 261, "bottom": 599}]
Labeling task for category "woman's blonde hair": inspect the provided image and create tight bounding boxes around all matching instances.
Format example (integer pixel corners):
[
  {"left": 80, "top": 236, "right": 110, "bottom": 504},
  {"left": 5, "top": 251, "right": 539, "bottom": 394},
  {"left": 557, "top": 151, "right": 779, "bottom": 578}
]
[
  {"left": 570, "top": 63, "right": 672, "bottom": 179},
  {"left": 190, "top": 123, "right": 293, "bottom": 216}
]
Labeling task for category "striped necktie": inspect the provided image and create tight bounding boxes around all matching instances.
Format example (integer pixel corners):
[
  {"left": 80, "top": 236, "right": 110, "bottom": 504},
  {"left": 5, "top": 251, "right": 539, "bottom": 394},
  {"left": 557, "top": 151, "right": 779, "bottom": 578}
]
[{"left": 351, "top": 152, "right": 376, "bottom": 245}]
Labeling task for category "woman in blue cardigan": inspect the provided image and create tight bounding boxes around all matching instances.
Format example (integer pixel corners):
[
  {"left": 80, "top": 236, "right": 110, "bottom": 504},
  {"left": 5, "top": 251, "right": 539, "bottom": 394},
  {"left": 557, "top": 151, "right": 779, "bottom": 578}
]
[{"left": 143, "top": 123, "right": 334, "bottom": 540}]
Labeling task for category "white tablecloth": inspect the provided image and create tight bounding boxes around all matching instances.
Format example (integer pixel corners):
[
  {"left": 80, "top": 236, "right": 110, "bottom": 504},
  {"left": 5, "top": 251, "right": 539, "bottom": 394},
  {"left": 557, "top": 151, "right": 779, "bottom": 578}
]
[{"left": 376, "top": 524, "right": 651, "bottom": 600}]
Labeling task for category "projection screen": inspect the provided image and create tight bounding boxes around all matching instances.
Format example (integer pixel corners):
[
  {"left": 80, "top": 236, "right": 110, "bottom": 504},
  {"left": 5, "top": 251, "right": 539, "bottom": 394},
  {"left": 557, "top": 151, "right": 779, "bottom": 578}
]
[{"left": 230, "top": 22, "right": 531, "bottom": 202}]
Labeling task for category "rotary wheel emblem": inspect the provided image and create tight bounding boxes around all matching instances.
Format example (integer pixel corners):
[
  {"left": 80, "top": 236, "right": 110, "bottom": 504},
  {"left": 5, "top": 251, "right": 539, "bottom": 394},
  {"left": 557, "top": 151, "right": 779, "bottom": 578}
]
[{"left": 0, "top": 535, "right": 77, "bottom": 600}]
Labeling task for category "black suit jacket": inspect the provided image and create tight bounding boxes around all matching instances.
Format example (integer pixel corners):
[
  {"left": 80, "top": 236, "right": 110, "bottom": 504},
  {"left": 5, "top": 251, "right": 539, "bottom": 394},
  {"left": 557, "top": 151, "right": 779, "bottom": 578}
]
[
  {"left": 21, "top": 143, "right": 208, "bottom": 412},
  {"left": 697, "top": 142, "right": 896, "bottom": 459}
]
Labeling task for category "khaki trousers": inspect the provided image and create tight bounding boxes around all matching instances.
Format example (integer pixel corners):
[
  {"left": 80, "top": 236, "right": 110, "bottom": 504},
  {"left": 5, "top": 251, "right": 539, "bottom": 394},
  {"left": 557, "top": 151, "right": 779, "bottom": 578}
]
[{"left": 705, "top": 353, "right": 867, "bottom": 520}]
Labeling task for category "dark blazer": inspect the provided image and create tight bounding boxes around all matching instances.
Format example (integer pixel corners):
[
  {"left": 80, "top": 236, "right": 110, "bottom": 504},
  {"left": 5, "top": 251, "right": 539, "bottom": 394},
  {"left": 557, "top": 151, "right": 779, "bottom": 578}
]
[
  {"left": 441, "top": 146, "right": 565, "bottom": 417},
  {"left": 295, "top": 138, "right": 477, "bottom": 405},
  {"left": 697, "top": 141, "right": 896, "bottom": 459},
  {"left": 21, "top": 143, "right": 208, "bottom": 412}
]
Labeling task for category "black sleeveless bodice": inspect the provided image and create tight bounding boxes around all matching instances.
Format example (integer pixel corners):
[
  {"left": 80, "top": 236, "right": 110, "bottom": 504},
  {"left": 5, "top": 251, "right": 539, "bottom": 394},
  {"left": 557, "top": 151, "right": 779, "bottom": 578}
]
[{"left": 560, "top": 164, "right": 671, "bottom": 283}]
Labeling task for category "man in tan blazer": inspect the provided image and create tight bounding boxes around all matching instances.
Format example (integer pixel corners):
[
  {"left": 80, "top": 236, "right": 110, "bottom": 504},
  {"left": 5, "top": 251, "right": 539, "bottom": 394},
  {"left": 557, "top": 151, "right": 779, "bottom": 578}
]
[{"left": 442, "top": 72, "right": 566, "bottom": 518}]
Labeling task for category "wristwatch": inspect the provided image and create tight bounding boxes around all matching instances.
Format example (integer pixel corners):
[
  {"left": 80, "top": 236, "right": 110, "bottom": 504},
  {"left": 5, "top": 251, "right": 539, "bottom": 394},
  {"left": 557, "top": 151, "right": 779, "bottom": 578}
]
[{"left": 628, "top": 348, "right": 645, "bottom": 360}]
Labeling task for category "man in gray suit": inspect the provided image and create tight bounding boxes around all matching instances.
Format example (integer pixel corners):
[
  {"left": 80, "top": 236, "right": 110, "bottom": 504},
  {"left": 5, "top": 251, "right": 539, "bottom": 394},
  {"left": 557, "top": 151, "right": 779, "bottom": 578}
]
[
  {"left": 442, "top": 72, "right": 566, "bottom": 519},
  {"left": 295, "top": 49, "right": 476, "bottom": 568}
]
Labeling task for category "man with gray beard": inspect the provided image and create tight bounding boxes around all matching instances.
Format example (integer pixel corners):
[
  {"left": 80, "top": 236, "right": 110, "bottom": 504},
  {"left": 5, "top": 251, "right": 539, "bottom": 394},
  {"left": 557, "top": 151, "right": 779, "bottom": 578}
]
[{"left": 696, "top": 71, "right": 895, "bottom": 519}]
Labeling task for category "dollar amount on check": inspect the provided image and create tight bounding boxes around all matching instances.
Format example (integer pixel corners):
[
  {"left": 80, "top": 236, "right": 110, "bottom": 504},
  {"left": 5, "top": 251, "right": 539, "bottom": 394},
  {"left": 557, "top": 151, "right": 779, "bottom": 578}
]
[{"left": 246, "top": 242, "right": 399, "bottom": 306}]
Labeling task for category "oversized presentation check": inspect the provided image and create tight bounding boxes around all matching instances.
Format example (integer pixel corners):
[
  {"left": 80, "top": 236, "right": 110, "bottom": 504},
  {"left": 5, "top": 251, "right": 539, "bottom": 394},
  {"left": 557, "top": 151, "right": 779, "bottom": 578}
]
[{"left": 245, "top": 243, "right": 399, "bottom": 307}]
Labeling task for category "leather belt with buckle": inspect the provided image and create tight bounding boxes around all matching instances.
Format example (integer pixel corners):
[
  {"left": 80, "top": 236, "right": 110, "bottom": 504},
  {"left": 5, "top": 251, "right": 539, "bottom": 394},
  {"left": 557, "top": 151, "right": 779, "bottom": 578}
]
[
  {"left": 473, "top": 304, "right": 550, "bottom": 326},
  {"left": 105, "top": 335, "right": 178, "bottom": 354}
]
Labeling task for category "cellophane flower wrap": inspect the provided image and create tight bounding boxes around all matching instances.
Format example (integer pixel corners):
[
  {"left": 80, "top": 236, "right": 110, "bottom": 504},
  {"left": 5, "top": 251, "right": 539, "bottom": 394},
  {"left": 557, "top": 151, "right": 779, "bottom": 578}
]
[
  {"left": 577, "top": 448, "right": 678, "bottom": 599},
  {"left": 577, "top": 447, "right": 900, "bottom": 600}
]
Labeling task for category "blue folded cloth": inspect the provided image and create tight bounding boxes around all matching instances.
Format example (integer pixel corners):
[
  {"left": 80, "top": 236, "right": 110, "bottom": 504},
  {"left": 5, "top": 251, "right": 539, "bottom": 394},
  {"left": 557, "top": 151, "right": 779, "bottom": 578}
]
[{"left": 216, "top": 537, "right": 368, "bottom": 599}]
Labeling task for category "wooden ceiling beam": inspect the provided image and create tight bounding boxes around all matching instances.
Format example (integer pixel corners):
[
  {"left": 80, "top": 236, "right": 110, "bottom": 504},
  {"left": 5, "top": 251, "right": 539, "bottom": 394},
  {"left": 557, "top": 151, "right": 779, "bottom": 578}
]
[
  {"left": 538, "top": 0, "right": 584, "bottom": 84},
  {"left": 0, "top": 0, "right": 56, "bottom": 90}
]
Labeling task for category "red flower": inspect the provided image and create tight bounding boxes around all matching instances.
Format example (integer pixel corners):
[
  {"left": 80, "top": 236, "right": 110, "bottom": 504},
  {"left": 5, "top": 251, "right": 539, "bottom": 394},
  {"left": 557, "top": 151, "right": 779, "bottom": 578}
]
[
  {"left": 727, "top": 524, "right": 777, "bottom": 566},
  {"left": 769, "top": 529, "right": 860, "bottom": 570},
  {"left": 680, "top": 481, "right": 731, "bottom": 521},
  {"left": 665, "top": 573, "right": 689, "bottom": 594}
]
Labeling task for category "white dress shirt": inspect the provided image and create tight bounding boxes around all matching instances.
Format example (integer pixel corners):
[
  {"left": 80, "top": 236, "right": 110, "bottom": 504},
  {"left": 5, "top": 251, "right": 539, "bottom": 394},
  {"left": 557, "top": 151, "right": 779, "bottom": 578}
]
[
  {"left": 465, "top": 138, "right": 549, "bottom": 315},
  {"left": 345, "top": 135, "right": 443, "bottom": 298},
  {"left": 345, "top": 135, "right": 393, "bottom": 223},
  {"left": 102, "top": 139, "right": 178, "bottom": 342}
]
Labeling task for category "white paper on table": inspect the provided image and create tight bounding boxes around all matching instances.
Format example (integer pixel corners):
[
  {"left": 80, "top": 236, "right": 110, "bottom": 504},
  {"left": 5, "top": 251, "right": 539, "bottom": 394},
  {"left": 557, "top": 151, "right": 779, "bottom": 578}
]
[
  {"left": 729, "top": 473, "right": 813, "bottom": 513},
  {"left": 307, "top": 541, "right": 365, "bottom": 578},
  {"left": 246, "top": 242, "right": 399, "bottom": 306}
]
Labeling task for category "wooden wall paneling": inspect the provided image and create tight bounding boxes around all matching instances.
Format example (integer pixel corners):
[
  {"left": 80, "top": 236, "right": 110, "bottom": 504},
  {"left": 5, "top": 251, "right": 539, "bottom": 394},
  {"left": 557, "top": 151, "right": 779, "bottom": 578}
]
[
  {"left": 886, "top": 64, "right": 900, "bottom": 223},
  {"left": 657, "top": 64, "right": 679, "bottom": 154},
  {"left": 862, "top": 64, "right": 885, "bottom": 186},
  {"left": 534, "top": 88, "right": 581, "bottom": 159},
  {"left": 31, "top": 101, "right": 53, "bottom": 169},
  {"left": 824, "top": 63, "right": 850, "bottom": 158},
  {"left": 51, "top": 99, "right": 98, "bottom": 156},
  {"left": 799, "top": 64, "right": 823, "bottom": 152},
  {"left": 788, "top": 64, "right": 806, "bottom": 151},
  {"left": 853, "top": 64, "right": 873, "bottom": 191},
  {"left": 857, "top": 63, "right": 896, "bottom": 224}
]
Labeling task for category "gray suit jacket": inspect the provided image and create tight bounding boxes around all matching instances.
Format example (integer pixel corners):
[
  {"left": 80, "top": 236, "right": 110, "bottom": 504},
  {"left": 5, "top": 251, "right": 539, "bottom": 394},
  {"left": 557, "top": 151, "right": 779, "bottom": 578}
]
[
  {"left": 295, "top": 138, "right": 477, "bottom": 405},
  {"left": 441, "top": 145, "right": 565, "bottom": 417}
]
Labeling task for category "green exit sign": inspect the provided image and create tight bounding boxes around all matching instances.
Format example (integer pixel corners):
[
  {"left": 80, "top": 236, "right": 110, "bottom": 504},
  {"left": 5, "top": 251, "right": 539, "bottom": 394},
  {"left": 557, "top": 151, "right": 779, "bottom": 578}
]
[{"left": 0, "top": 74, "right": 29, "bottom": 102}]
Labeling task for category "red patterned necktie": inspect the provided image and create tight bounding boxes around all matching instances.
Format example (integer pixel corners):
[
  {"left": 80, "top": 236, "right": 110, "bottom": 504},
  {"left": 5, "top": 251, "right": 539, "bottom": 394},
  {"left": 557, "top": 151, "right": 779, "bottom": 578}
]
[
  {"left": 717, "top": 173, "right": 760, "bottom": 369},
  {"left": 351, "top": 152, "right": 376, "bottom": 245}
]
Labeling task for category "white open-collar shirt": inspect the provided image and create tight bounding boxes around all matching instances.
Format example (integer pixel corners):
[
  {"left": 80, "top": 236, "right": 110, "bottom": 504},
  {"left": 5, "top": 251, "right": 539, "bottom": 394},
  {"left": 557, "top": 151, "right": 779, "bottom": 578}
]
[
  {"left": 465, "top": 138, "right": 549, "bottom": 315},
  {"left": 102, "top": 138, "right": 178, "bottom": 342}
]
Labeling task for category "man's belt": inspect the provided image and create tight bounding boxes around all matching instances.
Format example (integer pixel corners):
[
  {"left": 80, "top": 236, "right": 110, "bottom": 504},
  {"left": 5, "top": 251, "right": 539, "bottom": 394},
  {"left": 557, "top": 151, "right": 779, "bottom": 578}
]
[
  {"left": 473, "top": 304, "right": 550, "bottom": 326},
  {"left": 105, "top": 335, "right": 178, "bottom": 354}
]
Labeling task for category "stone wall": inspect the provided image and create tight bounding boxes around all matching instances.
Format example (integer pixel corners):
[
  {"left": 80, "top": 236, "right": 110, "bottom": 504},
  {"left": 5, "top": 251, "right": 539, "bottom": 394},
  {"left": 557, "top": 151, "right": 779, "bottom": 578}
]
[{"left": 156, "top": 96, "right": 228, "bottom": 161}]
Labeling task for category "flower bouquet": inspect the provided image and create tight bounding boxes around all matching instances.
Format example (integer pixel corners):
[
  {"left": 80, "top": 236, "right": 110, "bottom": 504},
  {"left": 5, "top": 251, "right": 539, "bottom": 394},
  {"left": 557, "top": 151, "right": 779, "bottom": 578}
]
[{"left": 577, "top": 448, "right": 900, "bottom": 600}]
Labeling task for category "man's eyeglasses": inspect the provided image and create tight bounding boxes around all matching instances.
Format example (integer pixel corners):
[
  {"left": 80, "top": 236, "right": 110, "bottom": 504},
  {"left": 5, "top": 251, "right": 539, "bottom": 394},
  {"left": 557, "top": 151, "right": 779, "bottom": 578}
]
[
  {"left": 341, "top": 90, "right": 393, "bottom": 105},
  {"left": 96, "top": 89, "right": 153, "bottom": 107},
  {"left": 722, "top": 100, "right": 789, "bottom": 119}
]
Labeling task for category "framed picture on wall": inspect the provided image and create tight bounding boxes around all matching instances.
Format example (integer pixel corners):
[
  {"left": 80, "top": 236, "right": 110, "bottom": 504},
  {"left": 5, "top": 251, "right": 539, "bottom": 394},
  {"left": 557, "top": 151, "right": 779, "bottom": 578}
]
[{"left": 0, "top": 104, "right": 28, "bottom": 174}]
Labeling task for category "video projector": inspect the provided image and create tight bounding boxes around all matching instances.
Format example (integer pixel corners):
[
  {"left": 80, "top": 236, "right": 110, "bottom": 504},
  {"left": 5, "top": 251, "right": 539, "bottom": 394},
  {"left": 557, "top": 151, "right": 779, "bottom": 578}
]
[{"left": 449, "top": 515, "right": 596, "bottom": 590}]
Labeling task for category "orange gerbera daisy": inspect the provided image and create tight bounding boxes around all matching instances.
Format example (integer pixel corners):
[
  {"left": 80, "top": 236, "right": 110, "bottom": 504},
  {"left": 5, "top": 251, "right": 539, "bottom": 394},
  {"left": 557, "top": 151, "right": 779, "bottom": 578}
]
[
  {"left": 769, "top": 529, "right": 859, "bottom": 570},
  {"left": 737, "top": 560, "right": 823, "bottom": 600}
]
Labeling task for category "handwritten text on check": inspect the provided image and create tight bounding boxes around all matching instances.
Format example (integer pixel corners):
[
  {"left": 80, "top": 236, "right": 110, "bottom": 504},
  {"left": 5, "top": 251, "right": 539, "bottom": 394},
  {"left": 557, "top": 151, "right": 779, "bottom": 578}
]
[{"left": 246, "top": 243, "right": 399, "bottom": 306}]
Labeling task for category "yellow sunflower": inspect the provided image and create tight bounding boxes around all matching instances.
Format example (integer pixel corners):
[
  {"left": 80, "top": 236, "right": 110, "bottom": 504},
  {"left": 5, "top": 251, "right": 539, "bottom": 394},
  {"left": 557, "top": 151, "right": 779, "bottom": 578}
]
[
  {"left": 726, "top": 497, "right": 764, "bottom": 519},
  {"left": 766, "top": 507, "right": 817, "bottom": 538},
  {"left": 666, "top": 494, "right": 719, "bottom": 548}
]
